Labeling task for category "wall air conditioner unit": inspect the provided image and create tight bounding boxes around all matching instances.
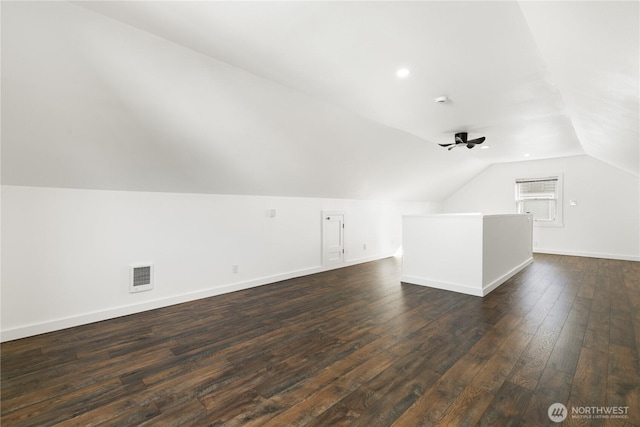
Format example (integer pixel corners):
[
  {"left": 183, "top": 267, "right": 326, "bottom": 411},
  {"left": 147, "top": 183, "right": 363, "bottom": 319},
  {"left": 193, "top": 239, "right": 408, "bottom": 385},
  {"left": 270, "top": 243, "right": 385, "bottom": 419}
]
[{"left": 130, "top": 264, "right": 154, "bottom": 293}]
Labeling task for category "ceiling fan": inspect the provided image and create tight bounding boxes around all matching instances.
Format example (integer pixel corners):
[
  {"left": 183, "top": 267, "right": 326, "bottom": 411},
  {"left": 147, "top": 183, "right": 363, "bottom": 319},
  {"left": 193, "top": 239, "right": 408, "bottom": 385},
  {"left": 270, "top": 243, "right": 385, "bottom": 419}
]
[{"left": 439, "top": 132, "right": 486, "bottom": 150}]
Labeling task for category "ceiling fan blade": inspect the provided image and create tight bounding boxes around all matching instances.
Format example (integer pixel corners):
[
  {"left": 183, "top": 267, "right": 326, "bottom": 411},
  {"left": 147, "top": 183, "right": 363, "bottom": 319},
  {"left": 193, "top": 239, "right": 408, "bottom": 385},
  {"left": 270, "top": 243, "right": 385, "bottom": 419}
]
[
  {"left": 439, "top": 143, "right": 454, "bottom": 147},
  {"left": 455, "top": 136, "right": 464, "bottom": 144},
  {"left": 448, "top": 145, "right": 460, "bottom": 151},
  {"left": 469, "top": 137, "right": 485, "bottom": 145}
]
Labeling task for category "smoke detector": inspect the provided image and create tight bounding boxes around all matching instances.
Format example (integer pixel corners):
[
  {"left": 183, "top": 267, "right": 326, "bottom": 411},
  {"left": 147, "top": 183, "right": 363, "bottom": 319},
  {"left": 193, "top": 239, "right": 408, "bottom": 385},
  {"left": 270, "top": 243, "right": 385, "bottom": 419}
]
[{"left": 435, "top": 96, "right": 449, "bottom": 104}]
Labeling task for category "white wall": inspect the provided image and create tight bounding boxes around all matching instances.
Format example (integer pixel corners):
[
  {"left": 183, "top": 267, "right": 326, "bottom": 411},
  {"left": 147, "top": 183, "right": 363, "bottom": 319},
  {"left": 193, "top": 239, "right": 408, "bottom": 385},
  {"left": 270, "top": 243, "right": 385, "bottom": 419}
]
[
  {"left": 482, "top": 214, "right": 533, "bottom": 290},
  {"left": 0, "top": 185, "right": 438, "bottom": 341},
  {"left": 402, "top": 214, "right": 532, "bottom": 297},
  {"left": 402, "top": 215, "right": 483, "bottom": 294},
  {"left": 443, "top": 155, "right": 640, "bottom": 261}
]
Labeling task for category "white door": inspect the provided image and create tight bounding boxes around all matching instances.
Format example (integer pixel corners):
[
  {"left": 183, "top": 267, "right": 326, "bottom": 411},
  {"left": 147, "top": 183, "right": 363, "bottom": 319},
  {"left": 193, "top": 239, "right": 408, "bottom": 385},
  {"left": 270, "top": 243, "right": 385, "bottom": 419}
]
[{"left": 322, "top": 212, "right": 345, "bottom": 266}]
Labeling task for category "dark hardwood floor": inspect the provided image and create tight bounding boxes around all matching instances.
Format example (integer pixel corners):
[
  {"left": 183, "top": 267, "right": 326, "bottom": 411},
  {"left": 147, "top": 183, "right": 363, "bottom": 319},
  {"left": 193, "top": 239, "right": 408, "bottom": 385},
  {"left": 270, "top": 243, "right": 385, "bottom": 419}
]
[{"left": 2, "top": 254, "right": 639, "bottom": 426}]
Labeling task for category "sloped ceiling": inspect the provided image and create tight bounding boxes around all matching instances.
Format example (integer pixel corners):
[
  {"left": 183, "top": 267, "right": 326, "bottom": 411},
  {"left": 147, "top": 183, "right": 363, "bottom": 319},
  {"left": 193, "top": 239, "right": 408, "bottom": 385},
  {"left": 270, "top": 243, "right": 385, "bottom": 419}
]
[{"left": 1, "top": 1, "right": 637, "bottom": 201}]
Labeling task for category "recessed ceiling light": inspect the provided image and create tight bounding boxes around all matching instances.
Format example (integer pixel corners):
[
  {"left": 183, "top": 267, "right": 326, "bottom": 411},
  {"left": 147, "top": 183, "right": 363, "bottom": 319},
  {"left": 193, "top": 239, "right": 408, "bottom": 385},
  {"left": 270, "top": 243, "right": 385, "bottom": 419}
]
[
  {"left": 396, "top": 68, "right": 410, "bottom": 78},
  {"left": 435, "top": 96, "right": 449, "bottom": 104},
  {"left": 524, "top": 153, "right": 531, "bottom": 157},
  {"left": 480, "top": 145, "right": 490, "bottom": 150}
]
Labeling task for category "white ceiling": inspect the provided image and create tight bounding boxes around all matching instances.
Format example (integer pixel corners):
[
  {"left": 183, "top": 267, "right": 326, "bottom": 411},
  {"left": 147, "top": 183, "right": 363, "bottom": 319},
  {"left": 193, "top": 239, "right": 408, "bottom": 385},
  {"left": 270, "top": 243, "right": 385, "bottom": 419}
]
[{"left": 2, "top": 1, "right": 638, "bottom": 201}]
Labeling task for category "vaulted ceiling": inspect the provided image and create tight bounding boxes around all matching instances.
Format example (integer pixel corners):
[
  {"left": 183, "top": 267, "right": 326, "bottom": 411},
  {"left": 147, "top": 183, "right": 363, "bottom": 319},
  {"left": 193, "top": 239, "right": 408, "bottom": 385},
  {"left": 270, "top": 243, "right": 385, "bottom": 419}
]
[{"left": 2, "top": 1, "right": 638, "bottom": 201}]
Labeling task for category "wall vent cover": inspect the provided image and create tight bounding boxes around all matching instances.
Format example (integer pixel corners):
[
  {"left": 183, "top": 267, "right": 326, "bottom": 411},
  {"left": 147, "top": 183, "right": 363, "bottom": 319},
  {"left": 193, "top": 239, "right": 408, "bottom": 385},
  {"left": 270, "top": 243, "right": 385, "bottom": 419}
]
[{"left": 130, "top": 264, "right": 153, "bottom": 293}]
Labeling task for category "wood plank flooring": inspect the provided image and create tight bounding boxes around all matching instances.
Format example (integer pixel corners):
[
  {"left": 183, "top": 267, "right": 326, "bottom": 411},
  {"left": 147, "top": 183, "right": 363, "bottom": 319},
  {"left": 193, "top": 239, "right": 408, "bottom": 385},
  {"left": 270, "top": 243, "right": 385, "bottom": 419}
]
[{"left": 2, "top": 254, "right": 639, "bottom": 426}]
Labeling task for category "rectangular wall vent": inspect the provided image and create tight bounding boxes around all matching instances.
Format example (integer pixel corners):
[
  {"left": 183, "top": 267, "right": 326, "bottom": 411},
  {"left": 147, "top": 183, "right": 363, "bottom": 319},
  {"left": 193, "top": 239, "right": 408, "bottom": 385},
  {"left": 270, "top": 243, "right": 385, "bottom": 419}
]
[{"left": 130, "top": 264, "right": 153, "bottom": 293}]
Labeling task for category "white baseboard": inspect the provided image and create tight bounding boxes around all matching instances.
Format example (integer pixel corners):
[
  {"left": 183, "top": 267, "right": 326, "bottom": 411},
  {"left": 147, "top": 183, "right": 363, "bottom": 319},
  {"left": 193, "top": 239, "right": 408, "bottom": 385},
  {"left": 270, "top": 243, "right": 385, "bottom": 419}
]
[
  {"left": 401, "top": 275, "right": 484, "bottom": 297},
  {"left": 481, "top": 257, "right": 533, "bottom": 296},
  {"left": 534, "top": 248, "right": 640, "bottom": 262},
  {"left": 1, "top": 252, "right": 396, "bottom": 342},
  {"left": 402, "top": 257, "right": 534, "bottom": 298}
]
